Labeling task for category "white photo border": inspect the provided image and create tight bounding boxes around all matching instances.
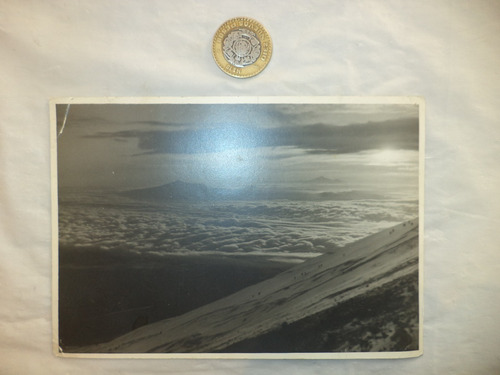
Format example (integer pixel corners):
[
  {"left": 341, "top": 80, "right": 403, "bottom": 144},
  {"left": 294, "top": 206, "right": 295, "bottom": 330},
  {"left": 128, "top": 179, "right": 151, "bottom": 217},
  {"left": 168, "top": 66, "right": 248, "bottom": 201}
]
[{"left": 50, "top": 96, "right": 424, "bottom": 359}]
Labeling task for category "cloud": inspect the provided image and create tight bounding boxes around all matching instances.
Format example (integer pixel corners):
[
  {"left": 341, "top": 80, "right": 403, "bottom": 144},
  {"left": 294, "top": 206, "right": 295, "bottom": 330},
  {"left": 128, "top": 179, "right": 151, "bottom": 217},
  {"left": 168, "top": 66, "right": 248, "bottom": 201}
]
[
  {"left": 83, "top": 118, "right": 418, "bottom": 156},
  {"left": 59, "top": 195, "right": 418, "bottom": 265},
  {"left": 269, "top": 103, "right": 419, "bottom": 127}
]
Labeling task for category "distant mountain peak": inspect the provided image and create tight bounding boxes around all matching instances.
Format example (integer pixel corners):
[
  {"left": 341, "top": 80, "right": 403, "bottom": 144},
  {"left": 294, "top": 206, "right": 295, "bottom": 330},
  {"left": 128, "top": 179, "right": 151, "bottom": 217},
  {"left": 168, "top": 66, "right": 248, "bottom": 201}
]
[
  {"left": 122, "top": 180, "right": 210, "bottom": 201},
  {"left": 309, "top": 176, "right": 342, "bottom": 183}
]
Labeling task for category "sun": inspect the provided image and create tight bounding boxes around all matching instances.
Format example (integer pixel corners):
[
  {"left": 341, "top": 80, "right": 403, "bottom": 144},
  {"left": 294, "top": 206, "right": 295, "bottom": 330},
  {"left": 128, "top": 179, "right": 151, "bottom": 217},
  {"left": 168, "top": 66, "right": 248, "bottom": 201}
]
[{"left": 369, "top": 149, "right": 413, "bottom": 167}]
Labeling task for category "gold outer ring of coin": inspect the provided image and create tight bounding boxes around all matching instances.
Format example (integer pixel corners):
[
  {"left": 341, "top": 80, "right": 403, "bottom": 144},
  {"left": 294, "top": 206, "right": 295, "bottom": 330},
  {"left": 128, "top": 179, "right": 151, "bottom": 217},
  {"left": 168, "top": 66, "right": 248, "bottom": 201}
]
[{"left": 212, "top": 17, "right": 273, "bottom": 78}]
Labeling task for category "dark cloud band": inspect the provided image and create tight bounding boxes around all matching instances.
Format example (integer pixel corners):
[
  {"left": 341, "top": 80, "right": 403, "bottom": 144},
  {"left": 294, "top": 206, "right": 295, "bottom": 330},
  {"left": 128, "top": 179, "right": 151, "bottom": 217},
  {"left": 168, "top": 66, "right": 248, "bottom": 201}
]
[{"left": 85, "top": 117, "right": 418, "bottom": 156}]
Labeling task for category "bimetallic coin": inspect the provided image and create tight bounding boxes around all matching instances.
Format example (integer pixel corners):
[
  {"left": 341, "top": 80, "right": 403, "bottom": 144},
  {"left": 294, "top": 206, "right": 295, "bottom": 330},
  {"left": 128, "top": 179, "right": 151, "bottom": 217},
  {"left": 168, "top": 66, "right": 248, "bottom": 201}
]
[{"left": 213, "top": 17, "right": 272, "bottom": 78}]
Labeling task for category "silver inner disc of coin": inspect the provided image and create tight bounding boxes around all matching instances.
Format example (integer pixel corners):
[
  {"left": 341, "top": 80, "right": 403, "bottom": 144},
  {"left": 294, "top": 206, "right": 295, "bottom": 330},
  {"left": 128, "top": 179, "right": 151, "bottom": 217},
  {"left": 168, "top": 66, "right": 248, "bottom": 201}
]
[{"left": 223, "top": 28, "right": 261, "bottom": 67}]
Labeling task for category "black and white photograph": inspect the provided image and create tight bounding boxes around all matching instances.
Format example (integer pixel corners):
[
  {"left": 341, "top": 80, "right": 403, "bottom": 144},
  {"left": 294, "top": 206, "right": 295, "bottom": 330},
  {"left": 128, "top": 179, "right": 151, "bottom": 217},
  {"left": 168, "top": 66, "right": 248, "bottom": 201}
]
[{"left": 53, "top": 97, "right": 423, "bottom": 358}]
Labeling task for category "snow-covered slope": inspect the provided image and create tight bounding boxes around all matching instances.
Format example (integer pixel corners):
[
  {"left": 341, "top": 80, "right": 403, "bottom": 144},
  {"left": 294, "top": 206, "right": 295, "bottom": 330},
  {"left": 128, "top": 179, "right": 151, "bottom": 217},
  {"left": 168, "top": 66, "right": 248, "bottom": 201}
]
[{"left": 80, "top": 218, "right": 419, "bottom": 353}]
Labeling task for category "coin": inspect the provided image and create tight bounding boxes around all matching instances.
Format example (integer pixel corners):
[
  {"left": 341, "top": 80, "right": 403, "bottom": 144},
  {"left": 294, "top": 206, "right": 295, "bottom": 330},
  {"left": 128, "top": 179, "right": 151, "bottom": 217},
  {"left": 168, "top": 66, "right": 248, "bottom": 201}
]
[{"left": 212, "top": 17, "right": 272, "bottom": 78}]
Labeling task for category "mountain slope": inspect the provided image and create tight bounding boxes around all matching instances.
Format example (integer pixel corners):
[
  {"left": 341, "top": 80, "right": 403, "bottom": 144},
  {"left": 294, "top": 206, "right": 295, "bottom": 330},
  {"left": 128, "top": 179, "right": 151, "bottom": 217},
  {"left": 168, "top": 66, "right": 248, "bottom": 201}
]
[{"left": 79, "top": 219, "right": 419, "bottom": 353}]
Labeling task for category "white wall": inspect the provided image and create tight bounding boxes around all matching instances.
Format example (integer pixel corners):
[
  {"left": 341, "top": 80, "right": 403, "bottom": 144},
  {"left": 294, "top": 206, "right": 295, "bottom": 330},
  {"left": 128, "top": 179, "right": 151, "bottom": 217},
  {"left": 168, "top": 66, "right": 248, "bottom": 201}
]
[{"left": 1, "top": 1, "right": 499, "bottom": 373}]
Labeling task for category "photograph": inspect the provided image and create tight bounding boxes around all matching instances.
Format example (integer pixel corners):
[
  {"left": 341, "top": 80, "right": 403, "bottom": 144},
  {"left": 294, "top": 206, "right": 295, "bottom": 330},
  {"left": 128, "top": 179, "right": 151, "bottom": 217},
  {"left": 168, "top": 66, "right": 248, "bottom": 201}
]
[{"left": 52, "top": 97, "right": 423, "bottom": 358}]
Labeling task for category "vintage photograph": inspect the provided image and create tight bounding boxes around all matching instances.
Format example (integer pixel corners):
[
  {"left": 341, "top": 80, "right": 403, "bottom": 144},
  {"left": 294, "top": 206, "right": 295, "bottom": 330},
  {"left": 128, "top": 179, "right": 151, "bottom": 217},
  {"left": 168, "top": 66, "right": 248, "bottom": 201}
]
[{"left": 52, "top": 97, "right": 423, "bottom": 358}]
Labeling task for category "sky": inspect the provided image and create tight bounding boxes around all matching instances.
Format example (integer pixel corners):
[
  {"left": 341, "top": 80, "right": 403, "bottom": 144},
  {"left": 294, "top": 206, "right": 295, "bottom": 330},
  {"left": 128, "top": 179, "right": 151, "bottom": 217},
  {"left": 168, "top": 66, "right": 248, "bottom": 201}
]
[{"left": 56, "top": 102, "right": 420, "bottom": 195}]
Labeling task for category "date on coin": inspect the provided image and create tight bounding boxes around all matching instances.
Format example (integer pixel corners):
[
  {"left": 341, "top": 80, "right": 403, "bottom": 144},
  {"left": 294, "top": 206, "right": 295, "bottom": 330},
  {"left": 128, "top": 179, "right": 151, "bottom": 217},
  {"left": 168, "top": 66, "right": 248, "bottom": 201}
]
[{"left": 212, "top": 17, "right": 272, "bottom": 78}]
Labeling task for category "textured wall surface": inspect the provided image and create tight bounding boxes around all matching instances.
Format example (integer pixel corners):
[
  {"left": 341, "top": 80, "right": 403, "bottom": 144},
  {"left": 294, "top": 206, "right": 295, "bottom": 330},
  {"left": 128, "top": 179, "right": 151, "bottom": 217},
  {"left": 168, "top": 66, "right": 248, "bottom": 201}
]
[{"left": 1, "top": 1, "right": 499, "bottom": 374}]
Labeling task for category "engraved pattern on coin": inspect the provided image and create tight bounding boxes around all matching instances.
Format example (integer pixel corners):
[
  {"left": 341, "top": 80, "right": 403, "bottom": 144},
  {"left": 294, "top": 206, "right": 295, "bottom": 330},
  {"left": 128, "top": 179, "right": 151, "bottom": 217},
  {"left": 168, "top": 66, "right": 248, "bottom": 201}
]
[
  {"left": 212, "top": 17, "right": 272, "bottom": 78},
  {"left": 223, "top": 28, "right": 261, "bottom": 67}
]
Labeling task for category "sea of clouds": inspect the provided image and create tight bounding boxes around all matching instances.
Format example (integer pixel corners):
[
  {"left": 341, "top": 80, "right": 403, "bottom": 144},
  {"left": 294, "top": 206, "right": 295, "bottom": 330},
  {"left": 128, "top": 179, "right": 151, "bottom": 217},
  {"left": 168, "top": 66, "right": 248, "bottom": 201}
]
[{"left": 58, "top": 196, "right": 417, "bottom": 262}]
